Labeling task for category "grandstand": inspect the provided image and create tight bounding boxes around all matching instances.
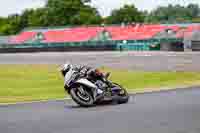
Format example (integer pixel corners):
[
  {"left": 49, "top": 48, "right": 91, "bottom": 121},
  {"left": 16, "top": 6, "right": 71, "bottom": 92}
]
[
  {"left": 7, "top": 24, "right": 183, "bottom": 44},
  {"left": 0, "top": 24, "right": 200, "bottom": 52},
  {"left": 10, "top": 31, "right": 37, "bottom": 44}
]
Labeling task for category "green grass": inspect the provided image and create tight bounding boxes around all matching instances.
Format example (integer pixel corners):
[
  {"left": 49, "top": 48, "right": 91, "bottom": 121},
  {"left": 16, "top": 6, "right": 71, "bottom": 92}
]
[{"left": 0, "top": 64, "right": 200, "bottom": 104}]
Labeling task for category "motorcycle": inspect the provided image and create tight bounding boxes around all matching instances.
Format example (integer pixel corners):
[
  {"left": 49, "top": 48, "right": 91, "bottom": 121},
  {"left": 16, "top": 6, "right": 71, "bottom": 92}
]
[{"left": 60, "top": 64, "right": 129, "bottom": 107}]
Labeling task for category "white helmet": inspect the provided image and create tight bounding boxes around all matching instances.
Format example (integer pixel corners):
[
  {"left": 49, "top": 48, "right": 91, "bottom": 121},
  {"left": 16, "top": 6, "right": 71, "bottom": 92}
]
[{"left": 59, "top": 62, "right": 72, "bottom": 72}]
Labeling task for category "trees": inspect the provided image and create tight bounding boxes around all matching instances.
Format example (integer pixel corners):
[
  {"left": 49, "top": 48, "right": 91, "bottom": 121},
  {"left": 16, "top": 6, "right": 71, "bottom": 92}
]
[
  {"left": 25, "top": 8, "right": 49, "bottom": 27},
  {"left": 0, "top": 0, "right": 101, "bottom": 35},
  {"left": 147, "top": 4, "right": 200, "bottom": 23},
  {"left": 4, "top": 14, "right": 22, "bottom": 35},
  {"left": 106, "top": 4, "right": 144, "bottom": 24},
  {"left": 70, "top": 5, "right": 102, "bottom": 25},
  {"left": 0, "top": 1, "right": 200, "bottom": 35},
  {"left": 45, "top": 0, "right": 101, "bottom": 26}
]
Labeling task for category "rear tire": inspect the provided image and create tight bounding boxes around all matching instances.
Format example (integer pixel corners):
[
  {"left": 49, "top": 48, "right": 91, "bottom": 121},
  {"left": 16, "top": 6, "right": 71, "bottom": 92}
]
[{"left": 70, "top": 85, "right": 94, "bottom": 107}]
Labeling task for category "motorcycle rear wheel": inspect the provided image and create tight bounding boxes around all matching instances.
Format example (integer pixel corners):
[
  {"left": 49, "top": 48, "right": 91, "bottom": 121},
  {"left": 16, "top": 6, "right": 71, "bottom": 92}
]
[{"left": 70, "top": 85, "right": 94, "bottom": 107}]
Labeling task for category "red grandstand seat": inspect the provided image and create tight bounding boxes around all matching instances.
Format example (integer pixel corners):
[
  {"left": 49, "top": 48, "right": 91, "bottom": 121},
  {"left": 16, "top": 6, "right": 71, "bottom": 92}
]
[
  {"left": 168, "top": 25, "right": 180, "bottom": 32},
  {"left": 10, "top": 24, "right": 184, "bottom": 44},
  {"left": 10, "top": 31, "right": 37, "bottom": 44},
  {"left": 105, "top": 25, "right": 164, "bottom": 40},
  {"left": 176, "top": 29, "right": 194, "bottom": 39},
  {"left": 187, "top": 25, "right": 200, "bottom": 32},
  {"left": 43, "top": 27, "right": 102, "bottom": 43}
]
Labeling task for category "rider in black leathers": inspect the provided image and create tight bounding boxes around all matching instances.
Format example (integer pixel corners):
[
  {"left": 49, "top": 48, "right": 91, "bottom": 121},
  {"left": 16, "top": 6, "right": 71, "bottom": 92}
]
[
  {"left": 74, "top": 65, "right": 106, "bottom": 90},
  {"left": 60, "top": 63, "right": 105, "bottom": 88},
  {"left": 76, "top": 65, "right": 103, "bottom": 81}
]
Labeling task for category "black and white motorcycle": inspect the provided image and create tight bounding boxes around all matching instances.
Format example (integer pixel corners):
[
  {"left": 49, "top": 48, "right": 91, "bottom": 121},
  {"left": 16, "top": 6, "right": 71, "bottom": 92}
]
[{"left": 59, "top": 63, "right": 129, "bottom": 107}]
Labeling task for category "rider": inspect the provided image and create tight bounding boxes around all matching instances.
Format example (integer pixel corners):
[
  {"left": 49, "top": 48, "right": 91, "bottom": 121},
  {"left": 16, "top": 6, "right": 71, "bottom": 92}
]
[
  {"left": 60, "top": 63, "right": 105, "bottom": 89},
  {"left": 60, "top": 62, "right": 102, "bottom": 77}
]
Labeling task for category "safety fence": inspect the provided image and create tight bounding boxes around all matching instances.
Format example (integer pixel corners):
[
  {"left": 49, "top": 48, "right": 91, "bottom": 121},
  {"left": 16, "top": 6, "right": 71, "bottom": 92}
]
[{"left": 0, "top": 38, "right": 183, "bottom": 52}]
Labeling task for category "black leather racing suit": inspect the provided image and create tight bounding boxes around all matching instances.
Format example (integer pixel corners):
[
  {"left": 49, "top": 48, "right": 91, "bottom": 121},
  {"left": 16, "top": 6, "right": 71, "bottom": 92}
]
[{"left": 74, "top": 65, "right": 105, "bottom": 90}]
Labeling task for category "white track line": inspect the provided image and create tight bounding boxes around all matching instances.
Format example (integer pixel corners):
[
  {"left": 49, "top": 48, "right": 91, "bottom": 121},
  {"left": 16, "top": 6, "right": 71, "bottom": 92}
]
[{"left": 0, "top": 97, "right": 71, "bottom": 106}]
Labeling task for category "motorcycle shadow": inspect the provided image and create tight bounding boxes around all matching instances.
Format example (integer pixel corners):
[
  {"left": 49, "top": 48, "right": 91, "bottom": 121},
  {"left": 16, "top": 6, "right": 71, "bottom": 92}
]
[{"left": 65, "top": 101, "right": 119, "bottom": 109}]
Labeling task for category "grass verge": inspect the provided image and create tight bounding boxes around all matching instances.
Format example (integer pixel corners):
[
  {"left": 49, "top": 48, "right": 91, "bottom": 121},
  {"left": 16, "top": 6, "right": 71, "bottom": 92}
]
[{"left": 0, "top": 64, "right": 200, "bottom": 104}]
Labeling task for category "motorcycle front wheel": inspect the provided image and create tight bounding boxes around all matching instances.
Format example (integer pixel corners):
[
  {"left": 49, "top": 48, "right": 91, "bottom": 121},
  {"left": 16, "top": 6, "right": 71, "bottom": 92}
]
[
  {"left": 112, "top": 83, "right": 129, "bottom": 104},
  {"left": 70, "top": 85, "right": 94, "bottom": 107}
]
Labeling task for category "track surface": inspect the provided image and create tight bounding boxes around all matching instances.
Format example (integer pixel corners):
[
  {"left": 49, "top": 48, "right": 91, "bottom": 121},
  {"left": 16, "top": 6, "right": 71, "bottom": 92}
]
[
  {"left": 0, "top": 51, "right": 200, "bottom": 71},
  {"left": 1, "top": 87, "right": 200, "bottom": 133}
]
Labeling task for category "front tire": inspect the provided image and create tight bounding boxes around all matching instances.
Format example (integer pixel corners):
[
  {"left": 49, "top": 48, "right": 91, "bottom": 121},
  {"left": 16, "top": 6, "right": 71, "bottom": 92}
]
[
  {"left": 70, "top": 85, "right": 94, "bottom": 107},
  {"left": 112, "top": 83, "right": 129, "bottom": 104}
]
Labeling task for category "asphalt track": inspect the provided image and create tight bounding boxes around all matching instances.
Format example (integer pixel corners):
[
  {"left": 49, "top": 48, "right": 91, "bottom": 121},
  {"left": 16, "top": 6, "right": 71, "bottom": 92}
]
[
  {"left": 0, "top": 51, "right": 200, "bottom": 71},
  {"left": 1, "top": 87, "right": 200, "bottom": 133},
  {"left": 1, "top": 51, "right": 200, "bottom": 133}
]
